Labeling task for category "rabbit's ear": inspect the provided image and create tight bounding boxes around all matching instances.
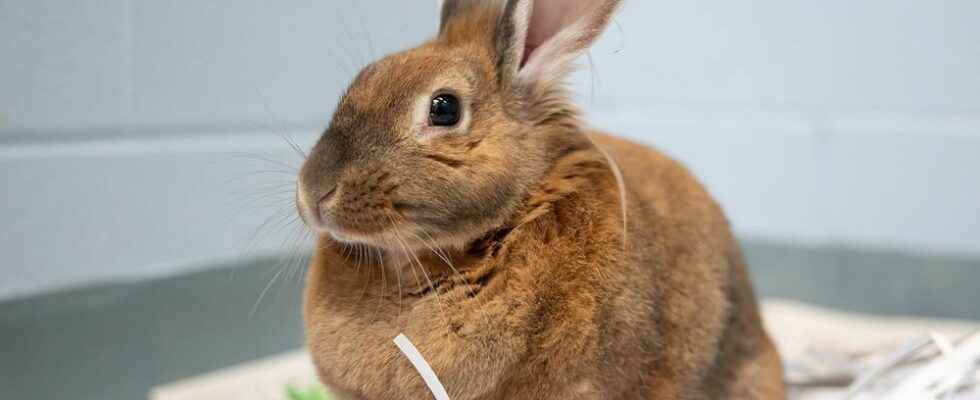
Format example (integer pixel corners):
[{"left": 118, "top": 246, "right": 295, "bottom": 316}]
[
  {"left": 438, "top": 0, "right": 497, "bottom": 35},
  {"left": 498, "top": 0, "right": 622, "bottom": 85},
  {"left": 437, "top": 0, "right": 457, "bottom": 33},
  {"left": 438, "top": 0, "right": 506, "bottom": 48}
]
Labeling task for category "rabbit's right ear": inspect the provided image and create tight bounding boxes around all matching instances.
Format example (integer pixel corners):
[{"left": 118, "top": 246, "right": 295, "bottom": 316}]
[
  {"left": 498, "top": 0, "right": 622, "bottom": 86},
  {"left": 438, "top": 0, "right": 509, "bottom": 46},
  {"left": 436, "top": 0, "right": 455, "bottom": 33},
  {"left": 436, "top": 0, "right": 533, "bottom": 83}
]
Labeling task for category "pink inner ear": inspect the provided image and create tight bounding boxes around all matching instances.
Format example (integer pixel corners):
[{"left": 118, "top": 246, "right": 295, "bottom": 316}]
[{"left": 523, "top": 0, "right": 592, "bottom": 65}]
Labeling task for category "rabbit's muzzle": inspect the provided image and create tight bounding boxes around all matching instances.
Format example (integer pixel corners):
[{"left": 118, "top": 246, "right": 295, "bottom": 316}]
[{"left": 298, "top": 166, "right": 400, "bottom": 242}]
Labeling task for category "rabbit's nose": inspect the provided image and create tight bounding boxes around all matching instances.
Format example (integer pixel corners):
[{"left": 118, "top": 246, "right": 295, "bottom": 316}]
[{"left": 296, "top": 169, "right": 337, "bottom": 230}]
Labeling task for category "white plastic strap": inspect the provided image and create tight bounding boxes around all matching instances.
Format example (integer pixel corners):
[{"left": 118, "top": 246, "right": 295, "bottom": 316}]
[{"left": 393, "top": 333, "right": 451, "bottom": 400}]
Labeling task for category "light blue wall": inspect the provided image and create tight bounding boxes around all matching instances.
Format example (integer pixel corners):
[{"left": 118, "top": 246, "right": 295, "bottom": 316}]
[
  {"left": 0, "top": 1, "right": 433, "bottom": 139},
  {"left": 2, "top": 0, "right": 978, "bottom": 299}
]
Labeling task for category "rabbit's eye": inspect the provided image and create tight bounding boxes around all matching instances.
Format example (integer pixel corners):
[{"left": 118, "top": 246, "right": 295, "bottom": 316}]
[{"left": 429, "top": 94, "right": 461, "bottom": 127}]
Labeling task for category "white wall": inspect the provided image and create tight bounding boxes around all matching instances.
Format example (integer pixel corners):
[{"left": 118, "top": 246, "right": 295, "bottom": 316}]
[{"left": 2, "top": 0, "right": 978, "bottom": 300}]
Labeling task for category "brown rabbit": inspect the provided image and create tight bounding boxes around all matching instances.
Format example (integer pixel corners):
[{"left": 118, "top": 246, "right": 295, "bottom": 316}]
[{"left": 296, "top": 0, "right": 785, "bottom": 398}]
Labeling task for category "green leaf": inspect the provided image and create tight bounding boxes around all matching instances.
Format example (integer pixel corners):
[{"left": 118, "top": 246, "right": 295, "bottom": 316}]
[{"left": 285, "top": 383, "right": 331, "bottom": 400}]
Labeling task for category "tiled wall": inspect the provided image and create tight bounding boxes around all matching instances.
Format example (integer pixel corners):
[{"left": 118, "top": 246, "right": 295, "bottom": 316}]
[{"left": 2, "top": 0, "right": 978, "bottom": 299}]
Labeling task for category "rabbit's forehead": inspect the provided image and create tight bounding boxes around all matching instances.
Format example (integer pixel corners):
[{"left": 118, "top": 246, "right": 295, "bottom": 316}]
[
  {"left": 346, "top": 47, "right": 485, "bottom": 102},
  {"left": 336, "top": 51, "right": 484, "bottom": 121}
]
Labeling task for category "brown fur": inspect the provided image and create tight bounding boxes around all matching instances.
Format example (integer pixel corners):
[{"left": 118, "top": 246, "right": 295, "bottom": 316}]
[{"left": 298, "top": 1, "right": 784, "bottom": 398}]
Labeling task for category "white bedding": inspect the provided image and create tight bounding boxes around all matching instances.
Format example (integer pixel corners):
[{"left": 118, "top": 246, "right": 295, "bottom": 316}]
[{"left": 151, "top": 299, "right": 980, "bottom": 400}]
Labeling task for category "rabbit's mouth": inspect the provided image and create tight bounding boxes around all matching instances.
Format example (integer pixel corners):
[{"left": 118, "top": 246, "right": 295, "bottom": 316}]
[{"left": 318, "top": 218, "right": 456, "bottom": 256}]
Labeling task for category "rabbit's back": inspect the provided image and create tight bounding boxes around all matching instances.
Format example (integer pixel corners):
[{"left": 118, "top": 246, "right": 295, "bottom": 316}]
[{"left": 588, "top": 131, "right": 785, "bottom": 399}]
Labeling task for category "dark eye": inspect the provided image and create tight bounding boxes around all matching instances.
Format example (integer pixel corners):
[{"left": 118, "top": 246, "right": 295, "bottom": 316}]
[{"left": 429, "top": 94, "right": 461, "bottom": 127}]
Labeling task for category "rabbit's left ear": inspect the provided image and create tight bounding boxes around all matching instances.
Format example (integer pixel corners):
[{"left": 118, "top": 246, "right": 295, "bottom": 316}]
[{"left": 497, "top": 0, "right": 623, "bottom": 86}]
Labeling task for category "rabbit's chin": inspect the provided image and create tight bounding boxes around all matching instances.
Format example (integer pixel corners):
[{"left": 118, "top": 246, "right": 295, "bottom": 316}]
[{"left": 316, "top": 221, "right": 461, "bottom": 254}]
